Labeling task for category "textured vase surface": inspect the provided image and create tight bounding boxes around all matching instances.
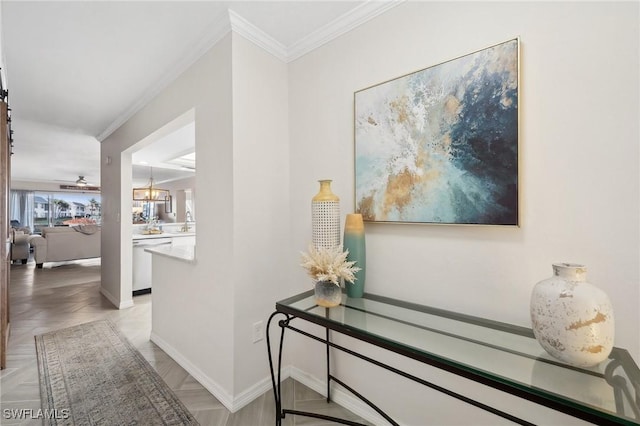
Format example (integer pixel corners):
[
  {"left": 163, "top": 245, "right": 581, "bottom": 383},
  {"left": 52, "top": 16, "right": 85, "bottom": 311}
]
[
  {"left": 530, "top": 263, "right": 615, "bottom": 367},
  {"left": 343, "top": 213, "right": 366, "bottom": 298},
  {"left": 312, "top": 180, "right": 340, "bottom": 250},
  {"left": 314, "top": 281, "right": 342, "bottom": 308}
]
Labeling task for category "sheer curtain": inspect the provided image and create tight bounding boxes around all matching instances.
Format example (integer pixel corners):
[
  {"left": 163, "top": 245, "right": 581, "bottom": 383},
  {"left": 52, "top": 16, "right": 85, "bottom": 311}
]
[{"left": 10, "top": 190, "right": 34, "bottom": 231}]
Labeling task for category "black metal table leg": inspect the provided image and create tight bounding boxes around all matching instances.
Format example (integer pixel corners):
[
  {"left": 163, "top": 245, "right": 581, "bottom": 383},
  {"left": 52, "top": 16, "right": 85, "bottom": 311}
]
[
  {"left": 267, "top": 311, "right": 291, "bottom": 426},
  {"left": 326, "top": 308, "right": 331, "bottom": 403},
  {"left": 267, "top": 312, "right": 371, "bottom": 426}
]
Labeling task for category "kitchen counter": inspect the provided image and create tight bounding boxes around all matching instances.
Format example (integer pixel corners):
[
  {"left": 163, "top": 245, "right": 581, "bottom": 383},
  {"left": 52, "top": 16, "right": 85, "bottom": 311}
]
[
  {"left": 132, "top": 227, "right": 196, "bottom": 294},
  {"left": 133, "top": 231, "right": 196, "bottom": 240},
  {"left": 145, "top": 244, "right": 195, "bottom": 264}
]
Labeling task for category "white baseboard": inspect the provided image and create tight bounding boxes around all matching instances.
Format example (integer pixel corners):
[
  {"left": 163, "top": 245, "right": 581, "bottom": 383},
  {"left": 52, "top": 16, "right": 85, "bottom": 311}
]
[
  {"left": 144, "top": 333, "right": 385, "bottom": 423},
  {"left": 100, "top": 286, "right": 133, "bottom": 309},
  {"left": 150, "top": 331, "right": 235, "bottom": 410},
  {"left": 232, "top": 375, "right": 276, "bottom": 412},
  {"left": 289, "top": 366, "right": 388, "bottom": 426},
  {"left": 149, "top": 331, "right": 281, "bottom": 413}
]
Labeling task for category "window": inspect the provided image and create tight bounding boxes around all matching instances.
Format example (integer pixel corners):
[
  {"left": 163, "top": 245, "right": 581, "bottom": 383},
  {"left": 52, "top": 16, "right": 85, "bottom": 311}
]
[{"left": 11, "top": 190, "right": 101, "bottom": 234}]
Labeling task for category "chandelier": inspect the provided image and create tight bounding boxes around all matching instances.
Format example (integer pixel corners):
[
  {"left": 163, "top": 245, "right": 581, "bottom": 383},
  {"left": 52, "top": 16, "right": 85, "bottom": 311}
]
[{"left": 132, "top": 167, "right": 170, "bottom": 202}]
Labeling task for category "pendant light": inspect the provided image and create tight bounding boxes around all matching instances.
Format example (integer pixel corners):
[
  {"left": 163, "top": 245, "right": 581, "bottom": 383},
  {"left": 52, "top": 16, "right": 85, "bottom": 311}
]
[{"left": 133, "top": 167, "right": 170, "bottom": 201}]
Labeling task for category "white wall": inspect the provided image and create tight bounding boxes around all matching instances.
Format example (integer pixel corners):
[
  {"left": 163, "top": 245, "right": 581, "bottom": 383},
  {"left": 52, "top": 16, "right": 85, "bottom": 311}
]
[
  {"left": 230, "top": 33, "right": 291, "bottom": 393},
  {"left": 102, "top": 33, "right": 236, "bottom": 389},
  {"left": 101, "top": 28, "right": 291, "bottom": 408},
  {"left": 288, "top": 1, "right": 639, "bottom": 424}
]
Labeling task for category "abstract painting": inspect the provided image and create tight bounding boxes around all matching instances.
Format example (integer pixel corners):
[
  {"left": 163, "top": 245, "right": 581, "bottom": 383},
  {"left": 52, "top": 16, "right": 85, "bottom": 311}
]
[{"left": 354, "top": 38, "right": 519, "bottom": 225}]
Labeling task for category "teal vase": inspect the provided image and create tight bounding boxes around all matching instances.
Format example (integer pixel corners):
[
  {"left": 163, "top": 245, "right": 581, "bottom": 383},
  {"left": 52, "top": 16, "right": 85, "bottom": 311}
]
[{"left": 343, "top": 214, "right": 366, "bottom": 298}]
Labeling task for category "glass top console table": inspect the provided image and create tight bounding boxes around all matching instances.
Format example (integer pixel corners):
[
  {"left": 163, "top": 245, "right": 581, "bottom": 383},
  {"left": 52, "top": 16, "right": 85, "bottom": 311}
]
[{"left": 267, "top": 290, "right": 640, "bottom": 426}]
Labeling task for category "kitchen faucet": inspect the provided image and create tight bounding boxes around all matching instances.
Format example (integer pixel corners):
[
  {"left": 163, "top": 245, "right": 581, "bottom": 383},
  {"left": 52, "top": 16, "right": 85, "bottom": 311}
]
[{"left": 182, "top": 211, "right": 193, "bottom": 232}]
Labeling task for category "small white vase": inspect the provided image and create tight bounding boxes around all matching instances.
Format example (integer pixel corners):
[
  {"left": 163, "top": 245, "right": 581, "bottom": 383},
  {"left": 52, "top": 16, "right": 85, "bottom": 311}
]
[
  {"left": 314, "top": 281, "right": 342, "bottom": 308},
  {"left": 530, "top": 263, "right": 615, "bottom": 367}
]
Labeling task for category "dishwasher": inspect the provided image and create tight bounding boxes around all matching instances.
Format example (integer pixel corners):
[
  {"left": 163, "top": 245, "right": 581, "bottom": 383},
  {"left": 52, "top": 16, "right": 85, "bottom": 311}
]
[{"left": 132, "top": 237, "right": 172, "bottom": 295}]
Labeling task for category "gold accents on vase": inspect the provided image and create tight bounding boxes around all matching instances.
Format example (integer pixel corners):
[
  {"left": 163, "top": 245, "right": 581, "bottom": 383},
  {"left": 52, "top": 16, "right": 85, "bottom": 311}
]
[
  {"left": 311, "top": 180, "right": 340, "bottom": 250},
  {"left": 530, "top": 263, "right": 615, "bottom": 367}
]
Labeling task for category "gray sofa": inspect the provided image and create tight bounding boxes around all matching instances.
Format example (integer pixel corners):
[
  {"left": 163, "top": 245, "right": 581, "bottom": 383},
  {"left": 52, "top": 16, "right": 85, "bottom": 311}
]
[{"left": 29, "top": 226, "right": 101, "bottom": 268}]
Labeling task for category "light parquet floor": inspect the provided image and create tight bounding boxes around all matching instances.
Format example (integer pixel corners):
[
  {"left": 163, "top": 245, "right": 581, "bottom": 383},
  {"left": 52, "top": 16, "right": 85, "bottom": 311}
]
[{"left": 1, "top": 258, "right": 370, "bottom": 426}]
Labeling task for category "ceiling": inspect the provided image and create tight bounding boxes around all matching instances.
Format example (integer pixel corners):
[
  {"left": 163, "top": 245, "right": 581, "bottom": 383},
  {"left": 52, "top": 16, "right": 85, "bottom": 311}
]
[
  {"left": 131, "top": 121, "right": 196, "bottom": 186},
  {"left": 2, "top": 1, "right": 398, "bottom": 187}
]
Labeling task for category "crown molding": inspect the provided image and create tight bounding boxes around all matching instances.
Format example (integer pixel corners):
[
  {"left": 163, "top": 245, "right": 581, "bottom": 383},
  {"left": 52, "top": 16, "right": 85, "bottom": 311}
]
[
  {"left": 228, "top": 9, "right": 288, "bottom": 62},
  {"left": 228, "top": 1, "right": 404, "bottom": 63},
  {"left": 287, "top": 0, "right": 404, "bottom": 62},
  {"left": 98, "top": 2, "right": 403, "bottom": 140},
  {"left": 97, "top": 11, "right": 232, "bottom": 142}
]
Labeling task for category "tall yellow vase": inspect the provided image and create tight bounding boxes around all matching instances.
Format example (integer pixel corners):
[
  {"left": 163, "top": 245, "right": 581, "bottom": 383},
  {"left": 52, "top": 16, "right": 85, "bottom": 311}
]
[{"left": 311, "top": 180, "right": 340, "bottom": 250}]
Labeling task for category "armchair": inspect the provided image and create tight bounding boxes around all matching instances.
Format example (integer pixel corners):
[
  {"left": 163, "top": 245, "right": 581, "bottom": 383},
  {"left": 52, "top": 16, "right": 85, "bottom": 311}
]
[{"left": 10, "top": 230, "right": 31, "bottom": 264}]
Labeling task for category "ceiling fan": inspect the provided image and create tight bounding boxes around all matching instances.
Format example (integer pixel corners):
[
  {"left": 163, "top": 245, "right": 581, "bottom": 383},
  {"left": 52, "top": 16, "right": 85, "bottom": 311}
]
[{"left": 54, "top": 175, "right": 100, "bottom": 191}]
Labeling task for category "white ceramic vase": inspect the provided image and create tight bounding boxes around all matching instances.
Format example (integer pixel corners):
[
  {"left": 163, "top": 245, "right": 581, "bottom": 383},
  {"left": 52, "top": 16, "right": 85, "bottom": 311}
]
[{"left": 530, "top": 263, "right": 615, "bottom": 367}]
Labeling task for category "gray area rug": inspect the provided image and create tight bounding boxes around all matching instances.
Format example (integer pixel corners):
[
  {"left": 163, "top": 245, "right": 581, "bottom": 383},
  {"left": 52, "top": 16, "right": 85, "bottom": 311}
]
[{"left": 35, "top": 320, "right": 199, "bottom": 425}]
